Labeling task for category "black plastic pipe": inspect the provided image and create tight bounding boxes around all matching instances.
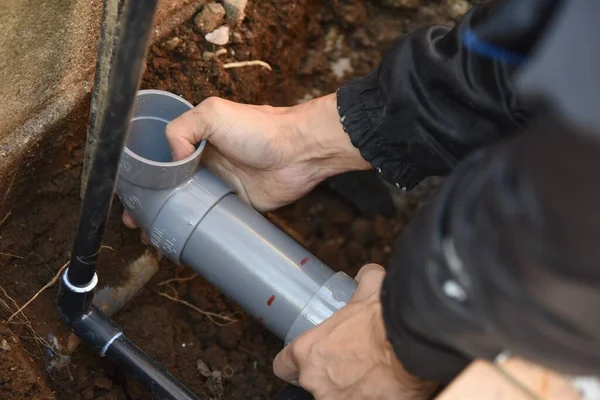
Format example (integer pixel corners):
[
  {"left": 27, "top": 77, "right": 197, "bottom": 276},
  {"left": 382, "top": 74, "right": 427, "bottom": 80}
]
[
  {"left": 62, "top": 306, "right": 198, "bottom": 400},
  {"left": 57, "top": 0, "right": 199, "bottom": 399},
  {"left": 66, "top": 0, "right": 156, "bottom": 288}
]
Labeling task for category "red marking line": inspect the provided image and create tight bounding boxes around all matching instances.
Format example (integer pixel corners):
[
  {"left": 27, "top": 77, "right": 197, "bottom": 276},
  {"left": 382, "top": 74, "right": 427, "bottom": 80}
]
[
  {"left": 267, "top": 295, "right": 275, "bottom": 306},
  {"left": 300, "top": 257, "right": 309, "bottom": 265}
]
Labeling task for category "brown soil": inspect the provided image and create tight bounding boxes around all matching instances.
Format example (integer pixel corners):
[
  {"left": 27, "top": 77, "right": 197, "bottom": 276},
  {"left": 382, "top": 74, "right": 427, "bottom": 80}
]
[{"left": 0, "top": 0, "right": 464, "bottom": 399}]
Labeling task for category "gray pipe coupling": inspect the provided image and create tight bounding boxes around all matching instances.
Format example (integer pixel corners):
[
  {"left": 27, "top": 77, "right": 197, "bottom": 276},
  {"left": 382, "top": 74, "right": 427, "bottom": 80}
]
[{"left": 116, "top": 90, "right": 357, "bottom": 342}]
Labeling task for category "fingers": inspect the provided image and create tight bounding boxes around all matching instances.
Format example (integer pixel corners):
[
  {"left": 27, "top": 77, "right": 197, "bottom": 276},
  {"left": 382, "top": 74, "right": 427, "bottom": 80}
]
[
  {"left": 273, "top": 344, "right": 301, "bottom": 385},
  {"left": 166, "top": 97, "right": 223, "bottom": 161},
  {"left": 122, "top": 211, "right": 138, "bottom": 229},
  {"left": 352, "top": 264, "right": 386, "bottom": 301},
  {"left": 140, "top": 231, "right": 149, "bottom": 245},
  {"left": 355, "top": 263, "right": 385, "bottom": 284}
]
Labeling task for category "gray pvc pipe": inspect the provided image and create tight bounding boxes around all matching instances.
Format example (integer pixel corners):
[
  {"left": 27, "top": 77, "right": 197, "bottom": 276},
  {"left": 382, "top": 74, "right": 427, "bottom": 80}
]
[{"left": 116, "top": 90, "right": 357, "bottom": 343}]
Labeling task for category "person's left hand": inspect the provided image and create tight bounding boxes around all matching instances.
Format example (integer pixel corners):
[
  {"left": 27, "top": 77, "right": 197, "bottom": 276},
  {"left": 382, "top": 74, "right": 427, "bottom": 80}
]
[{"left": 273, "top": 264, "right": 439, "bottom": 400}]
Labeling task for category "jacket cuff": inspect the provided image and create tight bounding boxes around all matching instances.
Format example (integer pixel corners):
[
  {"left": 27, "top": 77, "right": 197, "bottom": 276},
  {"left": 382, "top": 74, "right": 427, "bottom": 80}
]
[
  {"left": 381, "top": 280, "right": 471, "bottom": 384},
  {"left": 337, "top": 74, "right": 423, "bottom": 191}
]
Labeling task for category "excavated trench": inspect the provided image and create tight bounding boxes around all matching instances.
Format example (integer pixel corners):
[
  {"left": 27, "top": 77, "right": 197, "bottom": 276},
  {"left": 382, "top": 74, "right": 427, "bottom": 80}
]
[{"left": 0, "top": 1, "right": 465, "bottom": 398}]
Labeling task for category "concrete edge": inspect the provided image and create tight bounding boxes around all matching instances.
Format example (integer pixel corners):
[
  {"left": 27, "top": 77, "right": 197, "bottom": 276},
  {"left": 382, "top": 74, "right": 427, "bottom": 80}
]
[{"left": 0, "top": 2, "right": 202, "bottom": 211}]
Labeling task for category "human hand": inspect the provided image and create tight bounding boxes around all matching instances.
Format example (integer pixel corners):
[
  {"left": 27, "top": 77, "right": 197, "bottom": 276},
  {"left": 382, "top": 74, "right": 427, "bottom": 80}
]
[
  {"left": 273, "top": 264, "right": 439, "bottom": 400},
  {"left": 123, "top": 93, "right": 369, "bottom": 229}
]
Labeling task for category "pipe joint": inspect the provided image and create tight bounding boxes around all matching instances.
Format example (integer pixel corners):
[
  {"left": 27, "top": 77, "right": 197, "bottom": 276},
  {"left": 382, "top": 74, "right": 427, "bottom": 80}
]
[{"left": 116, "top": 90, "right": 358, "bottom": 342}]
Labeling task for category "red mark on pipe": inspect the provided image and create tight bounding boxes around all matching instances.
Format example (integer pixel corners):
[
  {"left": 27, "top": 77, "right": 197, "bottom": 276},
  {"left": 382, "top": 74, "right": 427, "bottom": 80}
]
[
  {"left": 300, "top": 257, "right": 309, "bottom": 265},
  {"left": 267, "top": 295, "right": 275, "bottom": 306}
]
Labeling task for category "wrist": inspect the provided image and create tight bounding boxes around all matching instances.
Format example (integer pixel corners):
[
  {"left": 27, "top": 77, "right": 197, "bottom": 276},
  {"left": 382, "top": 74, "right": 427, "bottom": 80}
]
[
  {"left": 283, "top": 94, "right": 371, "bottom": 181},
  {"left": 372, "top": 298, "right": 440, "bottom": 397}
]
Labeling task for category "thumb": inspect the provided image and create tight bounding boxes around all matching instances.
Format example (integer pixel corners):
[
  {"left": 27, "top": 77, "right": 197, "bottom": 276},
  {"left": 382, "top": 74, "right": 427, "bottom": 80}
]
[
  {"left": 165, "top": 97, "right": 222, "bottom": 161},
  {"left": 352, "top": 263, "right": 385, "bottom": 301}
]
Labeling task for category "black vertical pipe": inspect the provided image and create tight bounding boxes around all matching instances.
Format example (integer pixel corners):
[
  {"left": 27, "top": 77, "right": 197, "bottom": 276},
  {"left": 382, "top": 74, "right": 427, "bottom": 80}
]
[{"left": 66, "top": 0, "right": 158, "bottom": 287}]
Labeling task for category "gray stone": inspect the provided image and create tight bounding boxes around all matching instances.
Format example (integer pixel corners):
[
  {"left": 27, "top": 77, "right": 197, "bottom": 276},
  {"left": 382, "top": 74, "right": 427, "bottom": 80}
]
[
  {"left": 223, "top": 0, "right": 248, "bottom": 25},
  {"left": 193, "top": 3, "right": 226, "bottom": 34}
]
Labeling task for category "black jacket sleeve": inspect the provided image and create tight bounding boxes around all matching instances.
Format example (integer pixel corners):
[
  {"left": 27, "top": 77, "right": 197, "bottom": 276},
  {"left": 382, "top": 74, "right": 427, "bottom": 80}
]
[
  {"left": 337, "top": 3, "right": 531, "bottom": 191},
  {"left": 340, "top": 0, "right": 600, "bottom": 385},
  {"left": 336, "top": 1, "right": 534, "bottom": 383}
]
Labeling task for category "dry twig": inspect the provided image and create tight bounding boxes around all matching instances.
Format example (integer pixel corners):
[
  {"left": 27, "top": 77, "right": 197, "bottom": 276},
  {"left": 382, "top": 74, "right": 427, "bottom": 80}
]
[
  {"left": 157, "top": 274, "right": 197, "bottom": 287},
  {"left": 0, "top": 212, "right": 11, "bottom": 230},
  {"left": 2, "top": 172, "right": 17, "bottom": 206},
  {"left": 0, "top": 285, "right": 49, "bottom": 357},
  {"left": 157, "top": 291, "right": 238, "bottom": 327},
  {"left": 0, "top": 252, "right": 23, "bottom": 259},
  {"left": 224, "top": 60, "right": 272, "bottom": 71},
  {"left": 6, "top": 261, "right": 69, "bottom": 323}
]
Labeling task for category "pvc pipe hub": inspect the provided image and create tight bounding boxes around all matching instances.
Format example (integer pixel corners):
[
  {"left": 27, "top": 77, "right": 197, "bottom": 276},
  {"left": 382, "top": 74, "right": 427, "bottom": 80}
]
[{"left": 63, "top": 268, "right": 99, "bottom": 293}]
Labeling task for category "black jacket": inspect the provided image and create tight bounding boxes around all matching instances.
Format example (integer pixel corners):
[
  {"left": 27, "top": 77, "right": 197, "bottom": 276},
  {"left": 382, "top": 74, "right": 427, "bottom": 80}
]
[{"left": 337, "top": 0, "right": 600, "bottom": 384}]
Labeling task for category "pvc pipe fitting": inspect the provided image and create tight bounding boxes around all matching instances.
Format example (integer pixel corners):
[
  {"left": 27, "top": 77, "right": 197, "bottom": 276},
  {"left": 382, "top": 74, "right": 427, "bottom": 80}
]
[{"left": 116, "top": 90, "right": 357, "bottom": 343}]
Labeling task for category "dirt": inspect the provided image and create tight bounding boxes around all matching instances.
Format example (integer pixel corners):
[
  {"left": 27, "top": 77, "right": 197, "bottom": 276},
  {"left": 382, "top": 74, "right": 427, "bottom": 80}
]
[{"left": 0, "top": 0, "right": 465, "bottom": 399}]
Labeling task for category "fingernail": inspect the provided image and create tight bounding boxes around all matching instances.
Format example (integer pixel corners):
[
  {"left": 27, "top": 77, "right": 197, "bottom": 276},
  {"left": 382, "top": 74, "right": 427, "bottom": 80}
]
[{"left": 122, "top": 213, "right": 134, "bottom": 228}]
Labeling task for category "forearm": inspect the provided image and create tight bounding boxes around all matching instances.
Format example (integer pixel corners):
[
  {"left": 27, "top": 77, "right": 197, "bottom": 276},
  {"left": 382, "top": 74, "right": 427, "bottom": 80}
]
[{"left": 282, "top": 93, "right": 371, "bottom": 182}]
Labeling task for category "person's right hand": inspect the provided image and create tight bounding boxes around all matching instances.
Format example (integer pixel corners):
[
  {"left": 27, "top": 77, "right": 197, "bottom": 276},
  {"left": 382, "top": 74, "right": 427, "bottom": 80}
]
[{"left": 123, "top": 93, "right": 370, "bottom": 229}]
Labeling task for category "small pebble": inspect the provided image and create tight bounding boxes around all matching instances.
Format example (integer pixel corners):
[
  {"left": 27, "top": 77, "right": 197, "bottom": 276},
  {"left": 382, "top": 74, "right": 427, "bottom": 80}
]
[
  {"left": 163, "top": 36, "right": 181, "bottom": 52},
  {"left": 330, "top": 57, "right": 353, "bottom": 79},
  {"left": 232, "top": 32, "right": 243, "bottom": 44},
  {"left": 93, "top": 374, "right": 113, "bottom": 391},
  {"left": 223, "top": 0, "right": 248, "bottom": 25},
  {"left": 0, "top": 339, "right": 10, "bottom": 351},
  {"left": 445, "top": 0, "right": 470, "bottom": 19},
  {"left": 197, "top": 359, "right": 212, "bottom": 377},
  {"left": 205, "top": 26, "right": 230, "bottom": 46},
  {"left": 194, "top": 3, "right": 226, "bottom": 34}
]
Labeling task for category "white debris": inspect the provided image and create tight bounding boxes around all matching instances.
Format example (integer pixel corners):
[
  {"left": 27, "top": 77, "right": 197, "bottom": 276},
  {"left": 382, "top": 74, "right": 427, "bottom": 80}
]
[
  {"left": 197, "top": 359, "right": 212, "bottom": 377},
  {"left": 445, "top": 0, "right": 470, "bottom": 19},
  {"left": 331, "top": 57, "right": 353, "bottom": 79},
  {"left": 205, "top": 26, "right": 230, "bottom": 46}
]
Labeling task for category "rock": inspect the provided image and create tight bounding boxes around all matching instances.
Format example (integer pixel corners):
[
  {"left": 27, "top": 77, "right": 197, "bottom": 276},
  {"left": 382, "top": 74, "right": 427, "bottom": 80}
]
[
  {"left": 223, "top": 0, "right": 248, "bottom": 25},
  {"left": 445, "top": 0, "right": 470, "bottom": 19},
  {"left": 94, "top": 374, "right": 113, "bottom": 391},
  {"left": 163, "top": 36, "right": 181, "bottom": 52},
  {"left": 197, "top": 359, "right": 212, "bottom": 377},
  {"left": 194, "top": 3, "right": 226, "bottom": 34},
  {"left": 331, "top": 57, "right": 353, "bottom": 79},
  {"left": 232, "top": 32, "right": 243, "bottom": 44},
  {"left": 205, "top": 26, "right": 230, "bottom": 46}
]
